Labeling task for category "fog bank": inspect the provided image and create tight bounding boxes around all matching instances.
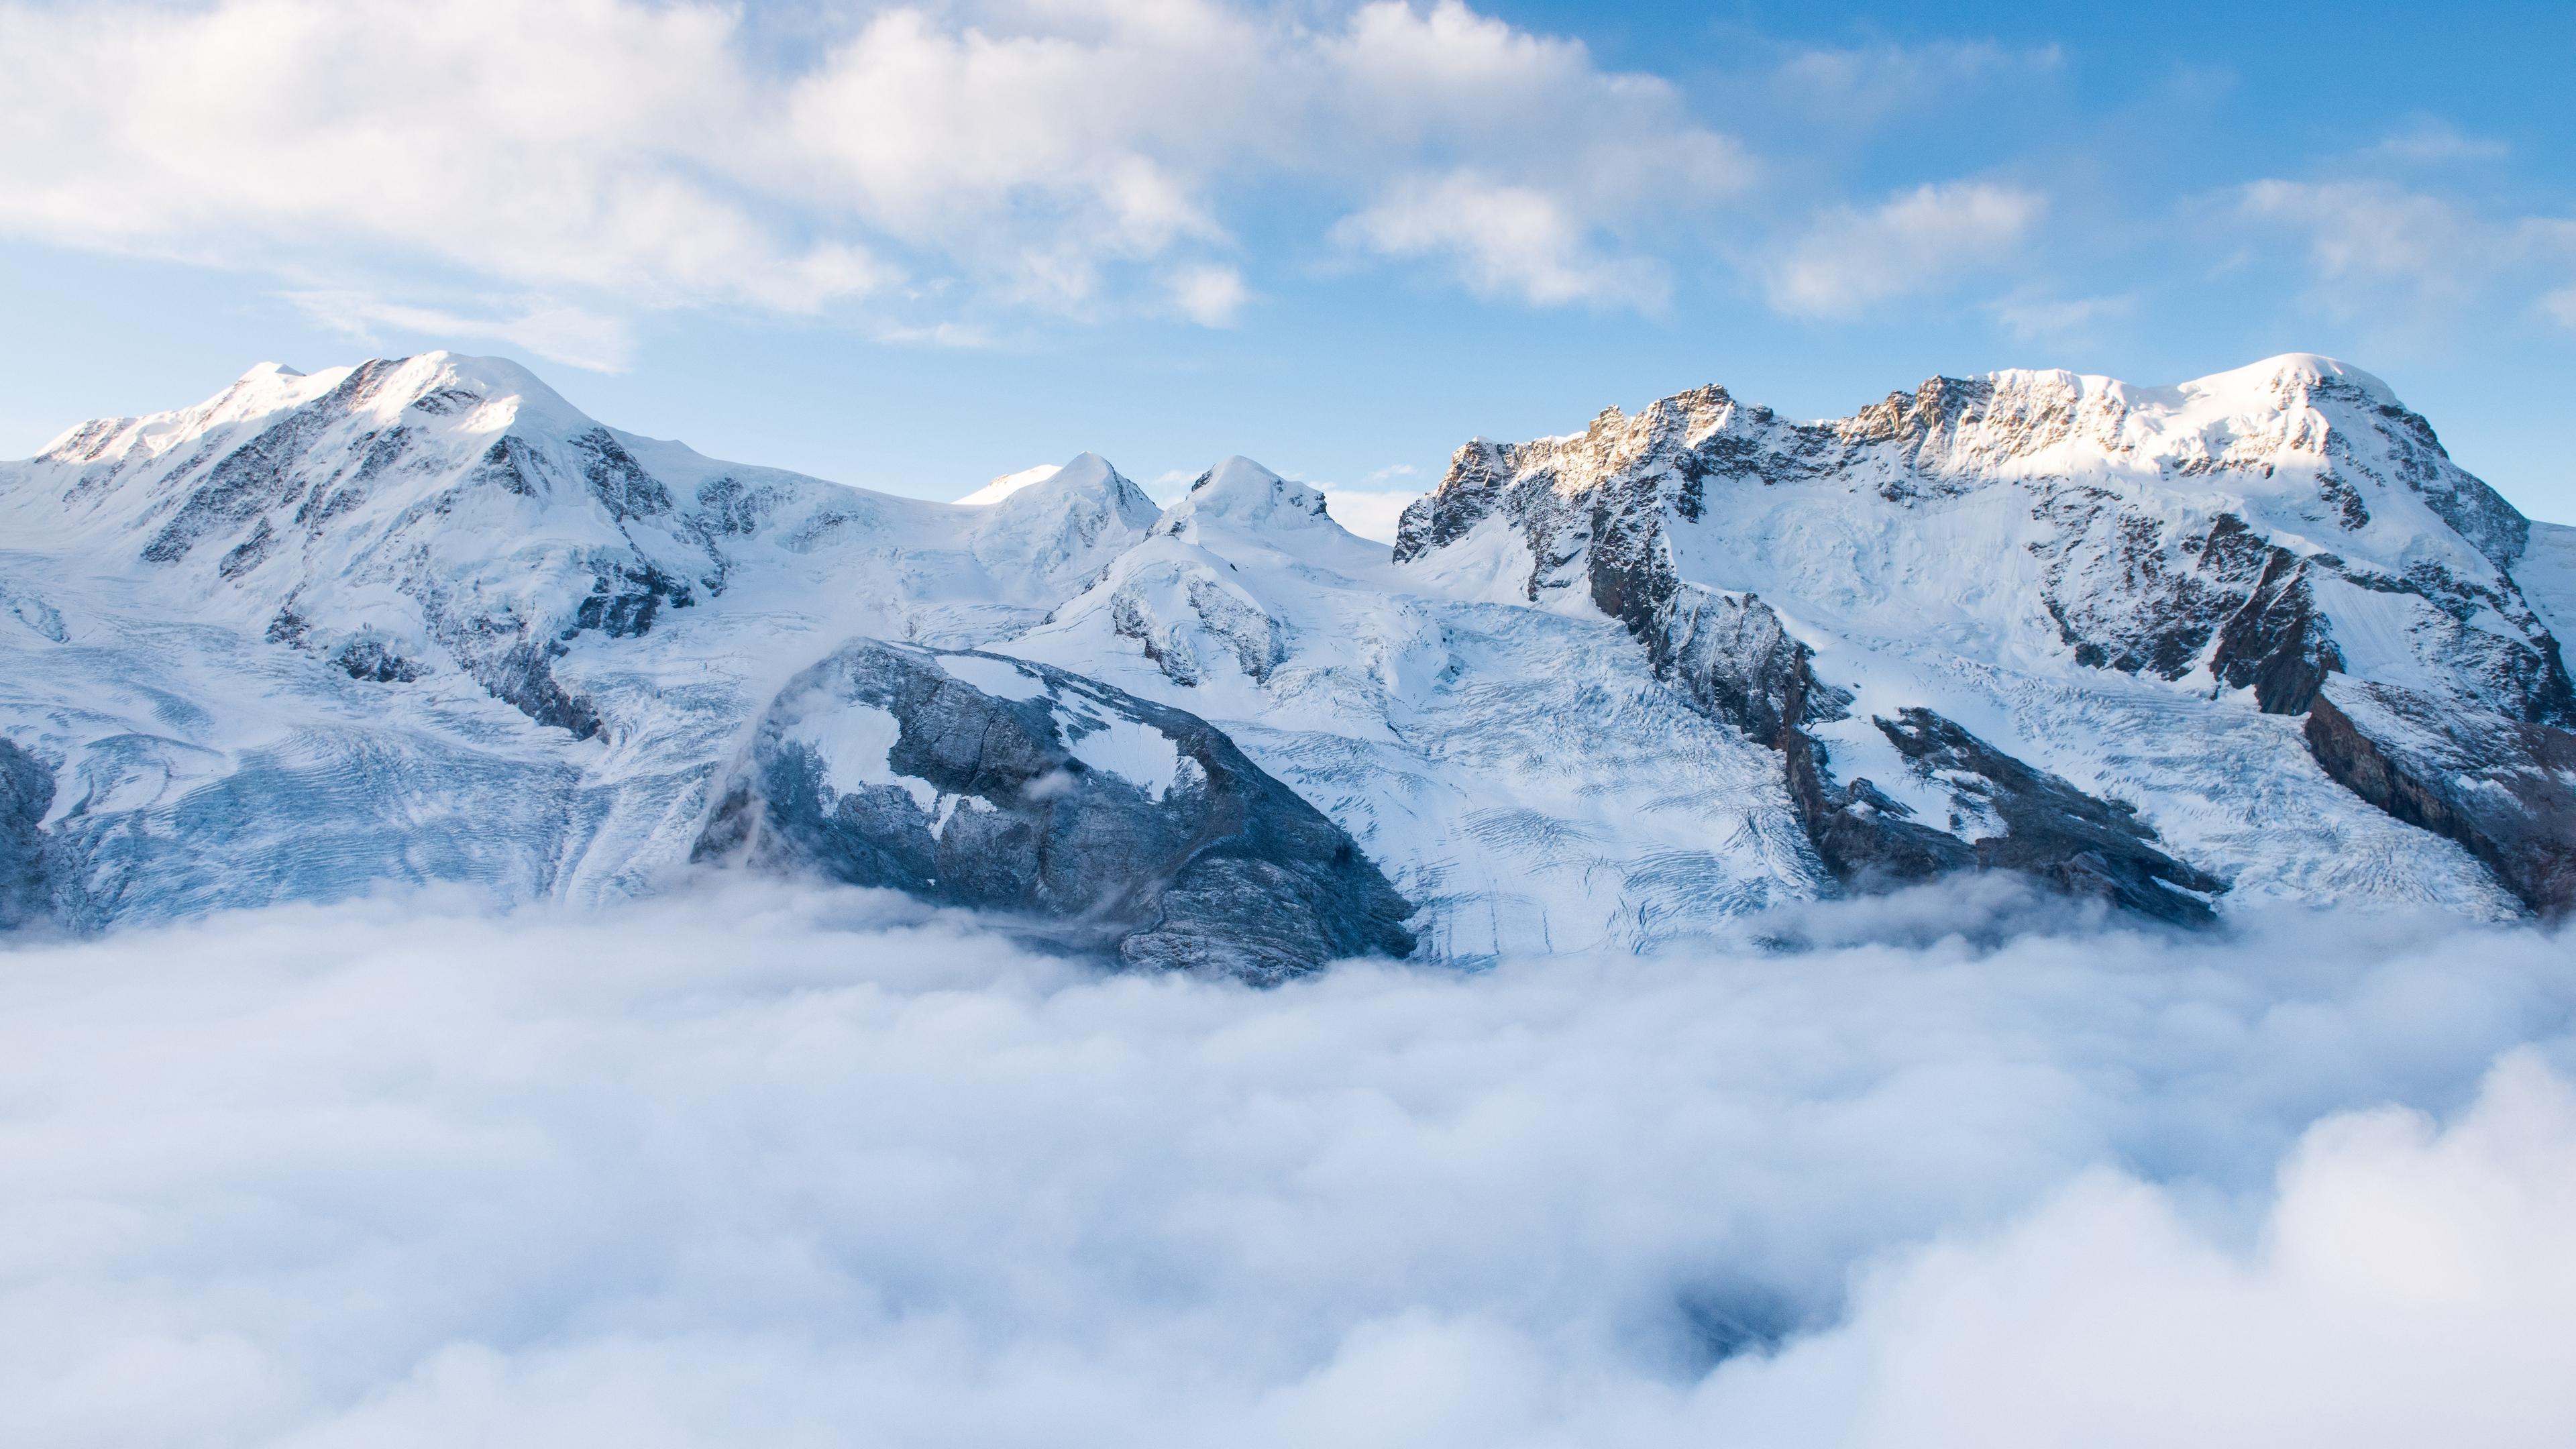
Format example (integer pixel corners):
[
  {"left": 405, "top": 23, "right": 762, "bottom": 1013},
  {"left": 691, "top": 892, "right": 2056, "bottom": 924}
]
[{"left": 1, "top": 883, "right": 2571, "bottom": 1446}]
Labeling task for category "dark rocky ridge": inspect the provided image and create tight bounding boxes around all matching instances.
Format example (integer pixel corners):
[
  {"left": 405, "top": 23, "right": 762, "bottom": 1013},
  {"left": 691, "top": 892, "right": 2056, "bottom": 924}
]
[
  {"left": 696, "top": 639, "right": 1417, "bottom": 981},
  {"left": 1862, "top": 708, "right": 2224, "bottom": 922},
  {"left": 0, "top": 738, "right": 58, "bottom": 930},
  {"left": 2304, "top": 682, "right": 2576, "bottom": 918}
]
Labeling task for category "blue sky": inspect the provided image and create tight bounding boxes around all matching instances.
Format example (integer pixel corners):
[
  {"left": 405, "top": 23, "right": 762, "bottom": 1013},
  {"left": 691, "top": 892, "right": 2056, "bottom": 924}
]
[{"left": 3, "top": 0, "right": 2571, "bottom": 532}]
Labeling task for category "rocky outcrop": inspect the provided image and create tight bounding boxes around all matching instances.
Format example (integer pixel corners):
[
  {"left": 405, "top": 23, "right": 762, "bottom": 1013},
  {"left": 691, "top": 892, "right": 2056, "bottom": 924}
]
[
  {"left": 0, "top": 739, "right": 56, "bottom": 930},
  {"left": 1529, "top": 486, "right": 2220, "bottom": 922},
  {"left": 1864, "top": 708, "right": 2223, "bottom": 923},
  {"left": 2035, "top": 507, "right": 2348, "bottom": 716},
  {"left": 695, "top": 639, "right": 1416, "bottom": 981},
  {"left": 1650, "top": 586, "right": 1845, "bottom": 746},
  {"left": 2304, "top": 682, "right": 2576, "bottom": 918}
]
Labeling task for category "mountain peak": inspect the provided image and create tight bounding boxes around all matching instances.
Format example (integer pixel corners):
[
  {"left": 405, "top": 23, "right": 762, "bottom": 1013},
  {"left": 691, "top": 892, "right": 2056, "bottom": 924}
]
[
  {"left": 973, "top": 453, "right": 1155, "bottom": 522},
  {"left": 2203, "top": 352, "right": 2398, "bottom": 405},
  {"left": 1161, "top": 457, "right": 1329, "bottom": 533},
  {"left": 967, "top": 452, "right": 1160, "bottom": 582}
]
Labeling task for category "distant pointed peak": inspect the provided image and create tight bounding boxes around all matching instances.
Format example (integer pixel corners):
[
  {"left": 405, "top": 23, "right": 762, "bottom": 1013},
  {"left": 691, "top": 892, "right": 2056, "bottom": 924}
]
[
  {"left": 1190, "top": 455, "right": 1285, "bottom": 494},
  {"left": 1161, "top": 456, "right": 1331, "bottom": 536},
  {"left": 965, "top": 453, "right": 1157, "bottom": 531},
  {"left": 1016, "top": 453, "right": 1134, "bottom": 502}
]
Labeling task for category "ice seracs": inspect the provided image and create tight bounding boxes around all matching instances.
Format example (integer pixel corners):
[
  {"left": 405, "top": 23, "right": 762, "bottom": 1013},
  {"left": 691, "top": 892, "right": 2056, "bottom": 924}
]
[{"left": 1, "top": 348, "right": 2570, "bottom": 957}]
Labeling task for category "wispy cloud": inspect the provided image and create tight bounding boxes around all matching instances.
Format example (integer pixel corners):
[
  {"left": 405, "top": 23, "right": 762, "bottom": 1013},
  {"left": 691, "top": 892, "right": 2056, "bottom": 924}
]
[
  {"left": 1316, "top": 480, "right": 1425, "bottom": 542},
  {"left": 1990, "top": 290, "right": 2137, "bottom": 345},
  {"left": 2366, "top": 117, "right": 2510, "bottom": 166},
  {"left": 2234, "top": 178, "right": 2576, "bottom": 329},
  {"left": 1332, "top": 171, "right": 1676, "bottom": 309},
  {"left": 1167, "top": 264, "right": 1250, "bottom": 327},
  {"left": 282, "top": 290, "right": 638, "bottom": 372},
  {"left": 1769, "top": 182, "right": 2047, "bottom": 318}
]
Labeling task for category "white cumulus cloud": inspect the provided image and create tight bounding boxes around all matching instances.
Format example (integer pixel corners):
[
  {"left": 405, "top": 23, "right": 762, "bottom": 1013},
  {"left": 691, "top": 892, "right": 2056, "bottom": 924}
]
[
  {"left": 0, "top": 0, "right": 1752, "bottom": 352},
  {"left": 1697, "top": 1053, "right": 2576, "bottom": 1447}
]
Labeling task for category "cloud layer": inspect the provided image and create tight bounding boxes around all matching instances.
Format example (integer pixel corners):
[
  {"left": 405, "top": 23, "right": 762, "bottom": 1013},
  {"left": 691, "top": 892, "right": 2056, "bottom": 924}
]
[{"left": 1, "top": 883, "right": 2570, "bottom": 1445}]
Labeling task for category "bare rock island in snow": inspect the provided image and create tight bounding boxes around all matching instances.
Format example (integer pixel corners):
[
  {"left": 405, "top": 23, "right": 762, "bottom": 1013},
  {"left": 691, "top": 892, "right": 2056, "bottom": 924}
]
[
  {"left": 1, "top": 350, "right": 2571, "bottom": 971},
  {"left": 696, "top": 639, "right": 1415, "bottom": 981}
]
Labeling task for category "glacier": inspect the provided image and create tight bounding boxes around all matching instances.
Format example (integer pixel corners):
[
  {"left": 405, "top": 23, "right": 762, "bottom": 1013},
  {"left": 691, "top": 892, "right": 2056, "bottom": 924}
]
[{"left": 2, "top": 350, "right": 2570, "bottom": 969}]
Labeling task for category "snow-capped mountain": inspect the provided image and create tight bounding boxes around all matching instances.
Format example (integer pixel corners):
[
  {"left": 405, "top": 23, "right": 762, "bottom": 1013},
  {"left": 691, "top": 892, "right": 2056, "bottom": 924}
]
[
  {"left": 3, "top": 351, "right": 2569, "bottom": 966},
  {"left": 1393, "top": 355, "right": 2571, "bottom": 919}
]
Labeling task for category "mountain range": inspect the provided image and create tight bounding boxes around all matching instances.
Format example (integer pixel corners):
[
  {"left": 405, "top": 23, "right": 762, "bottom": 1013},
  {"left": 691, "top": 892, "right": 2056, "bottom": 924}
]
[{"left": 3, "top": 351, "right": 2569, "bottom": 973}]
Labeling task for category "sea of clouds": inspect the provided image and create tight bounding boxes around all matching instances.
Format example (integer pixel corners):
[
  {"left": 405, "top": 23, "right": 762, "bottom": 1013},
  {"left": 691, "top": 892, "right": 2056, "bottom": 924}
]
[{"left": 3, "top": 879, "right": 2572, "bottom": 1447}]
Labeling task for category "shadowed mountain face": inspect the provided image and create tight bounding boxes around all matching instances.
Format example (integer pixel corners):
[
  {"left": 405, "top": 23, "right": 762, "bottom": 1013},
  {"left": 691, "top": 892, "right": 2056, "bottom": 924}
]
[
  {"left": 2304, "top": 682, "right": 2576, "bottom": 918},
  {"left": 0, "top": 350, "right": 2569, "bottom": 962},
  {"left": 696, "top": 640, "right": 1415, "bottom": 982},
  {"left": 0, "top": 739, "right": 54, "bottom": 931}
]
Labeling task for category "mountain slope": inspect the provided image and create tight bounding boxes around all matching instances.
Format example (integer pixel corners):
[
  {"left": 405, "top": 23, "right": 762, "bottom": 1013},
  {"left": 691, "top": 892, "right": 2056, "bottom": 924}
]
[
  {"left": 3, "top": 350, "right": 2569, "bottom": 957},
  {"left": 0, "top": 354, "right": 1384, "bottom": 973},
  {"left": 1004, "top": 458, "right": 1820, "bottom": 957}
]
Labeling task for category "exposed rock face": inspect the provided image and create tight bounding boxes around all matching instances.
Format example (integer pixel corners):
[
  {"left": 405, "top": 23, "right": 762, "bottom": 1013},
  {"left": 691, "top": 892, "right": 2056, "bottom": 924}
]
[
  {"left": 1649, "top": 586, "right": 1845, "bottom": 747},
  {"left": 0, "top": 739, "right": 56, "bottom": 930},
  {"left": 1864, "top": 708, "right": 2222, "bottom": 923},
  {"left": 2304, "top": 683, "right": 2576, "bottom": 918},
  {"left": 1646, "top": 586, "right": 2219, "bottom": 922},
  {"left": 695, "top": 639, "right": 1417, "bottom": 981}
]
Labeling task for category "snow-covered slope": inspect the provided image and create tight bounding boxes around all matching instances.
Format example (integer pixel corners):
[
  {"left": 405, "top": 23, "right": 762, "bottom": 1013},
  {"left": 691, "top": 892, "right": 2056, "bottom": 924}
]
[
  {"left": 3, "top": 350, "right": 2570, "bottom": 957},
  {"left": 0, "top": 354, "right": 1187, "bottom": 935},
  {"left": 1006, "top": 457, "right": 1817, "bottom": 957},
  {"left": 2520, "top": 521, "right": 2576, "bottom": 644}
]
